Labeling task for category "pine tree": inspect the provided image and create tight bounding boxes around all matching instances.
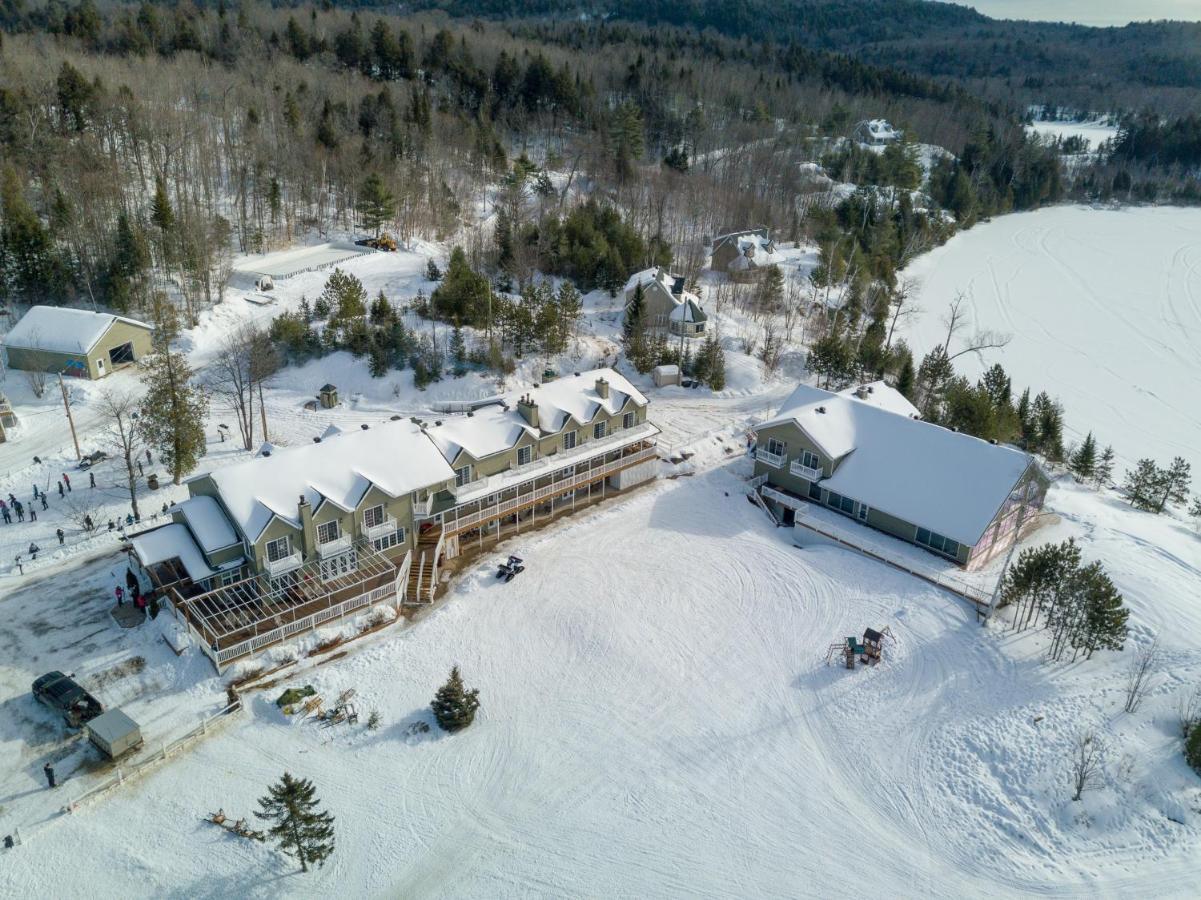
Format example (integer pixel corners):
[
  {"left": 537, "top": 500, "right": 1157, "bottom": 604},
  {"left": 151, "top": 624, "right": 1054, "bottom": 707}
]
[
  {"left": 150, "top": 174, "right": 176, "bottom": 266},
  {"left": 1069, "top": 431, "right": 1097, "bottom": 481},
  {"left": 980, "top": 363, "right": 1012, "bottom": 408},
  {"left": 1190, "top": 496, "right": 1201, "bottom": 528},
  {"left": 895, "top": 349, "right": 916, "bottom": 400},
  {"left": 808, "top": 332, "right": 854, "bottom": 390},
  {"left": 1094, "top": 445, "right": 1115, "bottom": 489},
  {"left": 138, "top": 350, "right": 208, "bottom": 485},
  {"left": 1157, "top": 457, "right": 1192, "bottom": 512},
  {"left": 255, "top": 772, "right": 335, "bottom": 872},
  {"left": 368, "top": 346, "right": 388, "bottom": 378},
  {"left": 556, "top": 281, "right": 582, "bottom": 348},
  {"left": 1016, "top": 387, "right": 1035, "bottom": 449},
  {"left": 369, "top": 290, "right": 392, "bottom": 325},
  {"left": 1186, "top": 719, "right": 1201, "bottom": 773},
  {"left": 622, "top": 282, "right": 651, "bottom": 372},
  {"left": 1074, "top": 561, "right": 1128, "bottom": 659},
  {"left": 915, "top": 344, "right": 953, "bottom": 419},
  {"left": 320, "top": 268, "right": 368, "bottom": 322},
  {"left": 1124, "top": 459, "right": 1162, "bottom": 511},
  {"left": 1031, "top": 391, "right": 1064, "bottom": 461},
  {"left": 431, "top": 665, "right": 480, "bottom": 732},
  {"left": 299, "top": 296, "right": 313, "bottom": 323},
  {"left": 356, "top": 172, "right": 395, "bottom": 236},
  {"left": 425, "top": 258, "right": 442, "bottom": 281},
  {"left": 756, "top": 265, "right": 785, "bottom": 314},
  {"left": 450, "top": 324, "right": 467, "bottom": 376}
]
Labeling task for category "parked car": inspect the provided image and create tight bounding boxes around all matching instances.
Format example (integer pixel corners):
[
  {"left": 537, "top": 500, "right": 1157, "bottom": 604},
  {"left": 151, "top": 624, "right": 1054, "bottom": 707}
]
[{"left": 32, "top": 671, "right": 103, "bottom": 727}]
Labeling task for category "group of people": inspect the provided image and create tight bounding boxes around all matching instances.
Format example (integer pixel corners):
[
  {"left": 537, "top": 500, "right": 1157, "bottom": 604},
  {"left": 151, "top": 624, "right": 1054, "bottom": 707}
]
[{"left": 1, "top": 471, "right": 79, "bottom": 527}]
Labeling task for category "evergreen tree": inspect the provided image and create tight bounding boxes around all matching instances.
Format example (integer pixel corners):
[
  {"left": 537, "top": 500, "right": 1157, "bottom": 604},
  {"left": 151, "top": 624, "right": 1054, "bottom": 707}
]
[
  {"left": 700, "top": 334, "right": 726, "bottom": 390},
  {"left": 895, "top": 349, "right": 916, "bottom": 400},
  {"left": 915, "top": 344, "right": 953, "bottom": 419},
  {"left": 1186, "top": 717, "right": 1201, "bottom": 774},
  {"left": 1124, "top": 459, "right": 1162, "bottom": 511},
  {"left": 369, "top": 290, "right": 392, "bottom": 325},
  {"left": 1158, "top": 457, "right": 1192, "bottom": 512},
  {"left": 980, "top": 363, "right": 1012, "bottom": 408},
  {"left": 494, "top": 205, "right": 514, "bottom": 273},
  {"left": 1074, "top": 561, "right": 1128, "bottom": 659},
  {"left": 610, "top": 100, "right": 645, "bottom": 182},
  {"left": 450, "top": 323, "right": 467, "bottom": 376},
  {"left": 313, "top": 296, "right": 331, "bottom": 319},
  {"left": 1016, "top": 387, "right": 1035, "bottom": 449},
  {"left": 431, "top": 665, "right": 480, "bottom": 733},
  {"left": 426, "top": 258, "right": 442, "bottom": 281},
  {"left": 1094, "top": 445, "right": 1115, "bottom": 489},
  {"left": 356, "top": 172, "right": 395, "bottom": 236},
  {"left": 807, "top": 332, "right": 854, "bottom": 390},
  {"left": 1190, "top": 497, "right": 1201, "bottom": 527},
  {"left": 622, "top": 283, "right": 650, "bottom": 372},
  {"left": 255, "top": 772, "right": 335, "bottom": 872},
  {"left": 150, "top": 174, "right": 176, "bottom": 265},
  {"left": 756, "top": 265, "right": 785, "bottom": 314},
  {"left": 368, "top": 345, "right": 388, "bottom": 378},
  {"left": 298, "top": 296, "right": 313, "bottom": 323},
  {"left": 1031, "top": 391, "right": 1064, "bottom": 461},
  {"left": 108, "top": 211, "right": 152, "bottom": 310},
  {"left": 431, "top": 247, "right": 490, "bottom": 326},
  {"left": 0, "top": 167, "right": 60, "bottom": 302},
  {"left": 138, "top": 350, "right": 208, "bottom": 485},
  {"left": 1069, "top": 431, "right": 1097, "bottom": 481},
  {"left": 555, "top": 281, "right": 582, "bottom": 348},
  {"left": 321, "top": 268, "right": 368, "bottom": 322}
]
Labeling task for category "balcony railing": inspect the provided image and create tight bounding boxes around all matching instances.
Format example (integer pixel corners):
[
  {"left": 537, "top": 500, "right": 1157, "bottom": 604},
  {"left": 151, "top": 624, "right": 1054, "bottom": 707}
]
[
  {"left": 363, "top": 516, "right": 399, "bottom": 541},
  {"left": 755, "top": 448, "right": 786, "bottom": 468},
  {"left": 790, "top": 460, "right": 823, "bottom": 481},
  {"left": 412, "top": 497, "right": 433, "bottom": 518},
  {"left": 264, "top": 551, "right": 302, "bottom": 578},
  {"left": 316, "top": 533, "right": 352, "bottom": 559}
]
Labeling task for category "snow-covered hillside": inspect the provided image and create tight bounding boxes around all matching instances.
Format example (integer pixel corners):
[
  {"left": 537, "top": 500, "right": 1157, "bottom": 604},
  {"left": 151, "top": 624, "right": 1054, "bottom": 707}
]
[
  {"left": 1, "top": 459, "right": 1198, "bottom": 898},
  {"left": 901, "top": 205, "right": 1201, "bottom": 475}
]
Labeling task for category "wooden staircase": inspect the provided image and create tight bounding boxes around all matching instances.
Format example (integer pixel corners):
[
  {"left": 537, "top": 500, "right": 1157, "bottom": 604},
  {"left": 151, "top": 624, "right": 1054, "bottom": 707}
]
[{"left": 406, "top": 526, "right": 441, "bottom": 604}]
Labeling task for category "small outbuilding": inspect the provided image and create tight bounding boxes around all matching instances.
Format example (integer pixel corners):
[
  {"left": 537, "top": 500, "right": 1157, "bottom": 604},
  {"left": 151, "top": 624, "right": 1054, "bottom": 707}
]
[
  {"left": 652, "top": 364, "right": 681, "bottom": 387},
  {"left": 318, "top": 383, "right": 339, "bottom": 409},
  {"left": 86, "top": 708, "right": 143, "bottom": 759},
  {"left": 2, "top": 306, "right": 154, "bottom": 379}
]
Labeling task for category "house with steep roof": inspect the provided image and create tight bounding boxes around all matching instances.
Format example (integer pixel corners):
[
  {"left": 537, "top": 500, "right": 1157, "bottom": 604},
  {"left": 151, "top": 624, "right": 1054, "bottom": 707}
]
[
  {"left": 136, "top": 368, "right": 659, "bottom": 671},
  {"left": 2, "top": 306, "right": 153, "bottom": 379},
  {"left": 852, "top": 119, "right": 902, "bottom": 147},
  {"left": 753, "top": 381, "right": 1047, "bottom": 569},
  {"left": 709, "top": 228, "right": 781, "bottom": 282},
  {"left": 623, "top": 267, "right": 708, "bottom": 337}
]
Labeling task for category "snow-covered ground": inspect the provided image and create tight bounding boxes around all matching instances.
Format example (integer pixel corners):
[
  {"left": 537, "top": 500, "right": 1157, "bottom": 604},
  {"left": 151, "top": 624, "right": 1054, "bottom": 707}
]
[
  {"left": 1, "top": 456, "right": 1198, "bottom": 897},
  {"left": 1026, "top": 119, "right": 1119, "bottom": 152},
  {"left": 901, "top": 205, "right": 1201, "bottom": 475}
]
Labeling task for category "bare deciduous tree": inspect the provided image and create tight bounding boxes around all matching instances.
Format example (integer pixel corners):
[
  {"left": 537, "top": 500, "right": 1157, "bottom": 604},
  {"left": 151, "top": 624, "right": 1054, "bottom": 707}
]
[
  {"left": 940, "top": 292, "right": 1012, "bottom": 363},
  {"left": 24, "top": 369, "right": 48, "bottom": 399},
  {"left": 206, "top": 325, "right": 278, "bottom": 451},
  {"left": 95, "top": 388, "right": 145, "bottom": 521},
  {"left": 1175, "top": 686, "right": 1201, "bottom": 738},
  {"left": 1069, "top": 732, "right": 1106, "bottom": 801},
  {"left": 1123, "top": 636, "right": 1160, "bottom": 714}
]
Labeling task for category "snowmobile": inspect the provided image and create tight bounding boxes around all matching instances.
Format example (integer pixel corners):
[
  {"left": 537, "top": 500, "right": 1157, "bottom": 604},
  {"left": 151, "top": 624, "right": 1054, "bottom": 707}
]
[{"left": 496, "top": 555, "right": 525, "bottom": 582}]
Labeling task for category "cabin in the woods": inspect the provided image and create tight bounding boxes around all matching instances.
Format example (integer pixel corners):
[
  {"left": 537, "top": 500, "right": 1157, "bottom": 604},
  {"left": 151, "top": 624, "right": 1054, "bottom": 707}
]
[{"left": 2, "top": 306, "right": 153, "bottom": 379}]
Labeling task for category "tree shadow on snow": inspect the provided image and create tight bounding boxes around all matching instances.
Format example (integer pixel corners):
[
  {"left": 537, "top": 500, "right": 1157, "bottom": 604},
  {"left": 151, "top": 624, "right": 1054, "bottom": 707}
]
[{"left": 367, "top": 707, "right": 446, "bottom": 747}]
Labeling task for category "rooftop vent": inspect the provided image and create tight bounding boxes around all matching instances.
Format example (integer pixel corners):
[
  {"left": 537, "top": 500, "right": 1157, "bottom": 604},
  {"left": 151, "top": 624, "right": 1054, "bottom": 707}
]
[
  {"left": 390, "top": 415, "right": 402, "bottom": 421},
  {"left": 262, "top": 450, "right": 271, "bottom": 457},
  {"left": 361, "top": 424, "right": 369, "bottom": 430},
  {"left": 816, "top": 406, "right": 827, "bottom": 414},
  {"left": 435, "top": 420, "right": 443, "bottom": 427},
  {"left": 312, "top": 437, "right": 321, "bottom": 443},
  {"left": 467, "top": 411, "right": 474, "bottom": 417},
  {"left": 574, "top": 371, "right": 581, "bottom": 377}
]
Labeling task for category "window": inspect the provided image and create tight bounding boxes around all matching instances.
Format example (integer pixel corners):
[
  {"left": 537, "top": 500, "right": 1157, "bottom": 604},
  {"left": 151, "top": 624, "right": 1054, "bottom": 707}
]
[
  {"left": 320, "top": 550, "right": 357, "bottom": 582},
  {"left": 801, "top": 450, "right": 822, "bottom": 469},
  {"left": 372, "top": 527, "right": 406, "bottom": 552},
  {"left": 623, "top": 412, "right": 635, "bottom": 430},
  {"left": 766, "top": 437, "right": 787, "bottom": 457},
  {"left": 108, "top": 342, "right": 135, "bottom": 366},
  {"left": 593, "top": 421, "right": 607, "bottom": 440},
  {"left": 826, "top": 491, "right": 855, "bottom": 515},
  {"left": 363, "top": 504, "right": 385, "bottom": 528},
  {"left": 563, "top": 430, "right": 577, "bottom": 451},
  {"left": 217, "top": 568, "right": 243, "bottom": 587},
  {"left": 916, "top": 527, "right": 960, "bottom": 559},
  {"left": 857, "top": 504, "right": 869, "bottom": 522},
  {"left": 808, "top": 481, "right": 823, "bottom": 501},
  {"left": 316, "top": 520, "right": 340, "bottom": 545},
  {"left": 265, "top": 536, "right": 291, "bottom": 563},
  {"left": 517, "top": 445, "right": 532, "bottom": 466},
  {"left": 455, "top": 465, "right": 472, "bottom": 487}
]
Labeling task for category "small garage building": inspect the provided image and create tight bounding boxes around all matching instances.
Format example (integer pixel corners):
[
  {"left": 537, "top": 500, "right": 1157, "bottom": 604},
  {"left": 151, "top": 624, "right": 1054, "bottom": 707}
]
[{"left": 2, "top": 306, "right": 154, "bottom": 379}]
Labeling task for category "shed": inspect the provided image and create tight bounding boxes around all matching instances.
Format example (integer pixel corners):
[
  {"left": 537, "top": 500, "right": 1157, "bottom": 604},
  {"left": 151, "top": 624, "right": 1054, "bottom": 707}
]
[
  {"left": 2, "top": 306, "right": 154, "bottom": 379},
  {"left": 652, "top": 364, "right": 681, "bottom": 387},
  {"left": 318, "top": 384, "right": 338, "bottom": 409},
  {"left": 86, "top": 708, "right": 143, "bottom": 759}
]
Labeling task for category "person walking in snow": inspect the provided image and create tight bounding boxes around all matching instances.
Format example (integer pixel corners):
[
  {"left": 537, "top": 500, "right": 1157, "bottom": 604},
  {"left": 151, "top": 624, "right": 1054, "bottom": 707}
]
[
  {"left": 115, "top": 585, "right": 124, "bottom": 606},
  {"left": 62, "top": 472, "right": 71, "bottom": 491},
  {"left": 83, "top": 514, "right": 93, "bottom": 531},
  {"left": 1, "top": 506, "right": 9, "bottom": 525},
  {"left": 14, "top": 502, "right": 24, "bottom": 522},
  {"left": 29, "top": 508, "right": 36, "bottom": 523},
  {"left": 146, "top": 449, "right": 152, "bottom": 464},
  {"left": 28, "top": 542, "right": 39, "bottom": 560},
  {"left": 89, "top": 471, "right": 95, "bottom": 488},
  {"left": 136, "top": 460, "right": 144, "bottom": 477},
  {"left": 32, "top": 484, "right": 39, "bottom": 499},
  {"left": 56, "top": 528, "right": 64, "bottom": 546},
  {"left": 43, "top": 762, "right": 55, "bottom": 789},
  {"left": 57, "top": 480, "right": 64, "bottom": 498},
  {"left": 40, "top": 493, "right": 48, "bottom": 511}
]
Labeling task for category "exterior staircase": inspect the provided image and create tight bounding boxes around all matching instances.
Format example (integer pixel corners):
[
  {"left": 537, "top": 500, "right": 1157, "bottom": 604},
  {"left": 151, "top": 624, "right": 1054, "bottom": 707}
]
[{"left": 406, "top": 526, "right": 442, "bottom": 604}]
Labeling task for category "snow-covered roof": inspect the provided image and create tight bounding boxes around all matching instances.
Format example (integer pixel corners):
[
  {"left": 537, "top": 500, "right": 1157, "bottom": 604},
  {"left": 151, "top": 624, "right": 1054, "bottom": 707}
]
[
  {"left": 130, "top": 524, "right": 216, "bottom": 584},
  {"left": 855, "top": 119, "right": 900, "bottom": 141},
  {"left": 761, "top": 383, "right": 1030, "bottom": 546},
  {"left": 206, "top": 418, "right": 457, "bottom": 541},
  {"left": 669, "top": 299, "right": 707, "bottom": 323},
  {"left": 836, "top": 381, "right": 920, "bottom": 419},
  {"left": 623, "top": 266, "right": 684, "bottom": 297},
  {"left": 426, "top": 367, "right": 648, "bottom": 463},
  {"left": 653, "top": 364, "right": 680, "bottom": 377},
  {"left": 170, "top": 496, "right": 239, "bottom": 553},
  {"left": 2, "top": 306, "right": 152, "bottom": 355}
]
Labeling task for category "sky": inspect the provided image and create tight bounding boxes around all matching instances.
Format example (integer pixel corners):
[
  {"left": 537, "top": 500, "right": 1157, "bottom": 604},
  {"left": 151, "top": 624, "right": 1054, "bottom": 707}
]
[{"left": 945, "top": 1, "right": 1201, "bottom": 26}]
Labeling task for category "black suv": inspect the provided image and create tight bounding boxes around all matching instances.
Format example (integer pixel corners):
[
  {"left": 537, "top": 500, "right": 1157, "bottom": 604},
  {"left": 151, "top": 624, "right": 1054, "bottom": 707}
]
[{"left": 32, "top": 671, "right": 103, "bottom": 727}]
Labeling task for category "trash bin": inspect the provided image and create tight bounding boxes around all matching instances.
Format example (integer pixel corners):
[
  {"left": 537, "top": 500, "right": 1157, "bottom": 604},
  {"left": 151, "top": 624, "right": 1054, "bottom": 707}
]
[{"left": 147, "top": 473, "right": 159, "bottom": 490}]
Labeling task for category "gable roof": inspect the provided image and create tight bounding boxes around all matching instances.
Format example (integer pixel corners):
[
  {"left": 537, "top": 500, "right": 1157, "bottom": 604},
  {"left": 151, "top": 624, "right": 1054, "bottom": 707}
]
[
  {"left": 761, "top": 382, "right": 1030, "bottom": 546},
  {"left": 669, "top": 298, "right": 708, "bottom": 324},
  {"left": 425, "top": 367, "right": 647, "bottom": 462},
  {"left": 170, "top": 496, "right": 240, "bottom": 553},
  {"left": 205, "top": 418, "right": 456, "bottom": 542},
  {"left": 836, "top": 381, "right": 920, "bottom": 419},
  {"left": 3, "top": 306, "right": 152, "bottom": 355},
  {"left": 130, "top": 524, "right": 217, "bottom": 584}
]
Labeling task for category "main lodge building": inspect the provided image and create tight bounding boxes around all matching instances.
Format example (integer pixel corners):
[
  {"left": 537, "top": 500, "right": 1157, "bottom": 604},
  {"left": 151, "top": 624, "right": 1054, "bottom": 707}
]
[{"left": 129, "top": 369, "right": 658, "bottom": 670}]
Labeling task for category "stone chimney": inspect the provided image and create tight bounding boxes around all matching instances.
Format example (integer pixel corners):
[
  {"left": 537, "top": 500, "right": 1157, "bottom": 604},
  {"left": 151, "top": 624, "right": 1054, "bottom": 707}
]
[
  {"left": 297, "top": 494, "right": 316, "bottom": 558},
  {"left": 517, "top": 394, "right": 539, "bottom": 429},
  {"left": 595, "top": 377, "right": 609, "bottom": 400}
]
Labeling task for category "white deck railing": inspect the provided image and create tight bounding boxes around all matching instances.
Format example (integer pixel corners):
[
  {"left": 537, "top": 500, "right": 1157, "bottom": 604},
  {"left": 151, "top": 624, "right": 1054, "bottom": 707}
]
[
  {"left": 264, "top": 551, "right": 302, "bottom": 578},
  {"left": 316, "top": 534, "right": 353, "bottom": 559},
  {"left": 755, "top": 448, "right": 786, "bottom": 468},
  {"left": 364, "top": 516, "right": 399, "bottom": 541},
  {"left": 790, "top": 461, "right": 823, "bottom": 481}
]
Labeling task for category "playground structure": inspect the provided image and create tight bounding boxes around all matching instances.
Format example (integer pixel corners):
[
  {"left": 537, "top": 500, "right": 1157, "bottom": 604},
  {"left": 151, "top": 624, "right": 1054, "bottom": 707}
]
[{"left": 824, "top": 626, "right": 895, "bottom": 669}]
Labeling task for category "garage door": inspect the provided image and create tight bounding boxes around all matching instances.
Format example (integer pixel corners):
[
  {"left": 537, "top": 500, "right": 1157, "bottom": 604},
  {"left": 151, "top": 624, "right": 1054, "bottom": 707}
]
[{"left": 108, "top": 342, "right": 135, "bottom": 366}]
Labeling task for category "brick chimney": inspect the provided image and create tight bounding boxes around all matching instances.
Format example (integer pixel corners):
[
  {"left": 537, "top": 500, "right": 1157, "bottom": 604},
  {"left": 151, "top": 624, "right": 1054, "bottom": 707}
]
[
  {"left": 595, "top": 377, "right": 609, "bottom": 400},
  {"left": 517, "top": 394, "right": 539, "bottom": 429}
]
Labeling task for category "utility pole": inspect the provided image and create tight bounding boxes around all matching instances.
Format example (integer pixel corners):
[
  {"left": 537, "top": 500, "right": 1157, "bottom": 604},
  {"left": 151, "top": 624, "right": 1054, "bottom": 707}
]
[
  {"left": 59, "top": 372, "right": 82, "bottom": 461},
  {"left": 257, "top": 381, "right": 269, "bottom": 443}
]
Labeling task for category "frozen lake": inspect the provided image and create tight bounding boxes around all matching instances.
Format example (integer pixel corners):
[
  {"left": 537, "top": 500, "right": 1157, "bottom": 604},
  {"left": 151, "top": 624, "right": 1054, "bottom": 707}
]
[{"left": 902, "top": 205, "right": 1201, "bottom": 474}]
